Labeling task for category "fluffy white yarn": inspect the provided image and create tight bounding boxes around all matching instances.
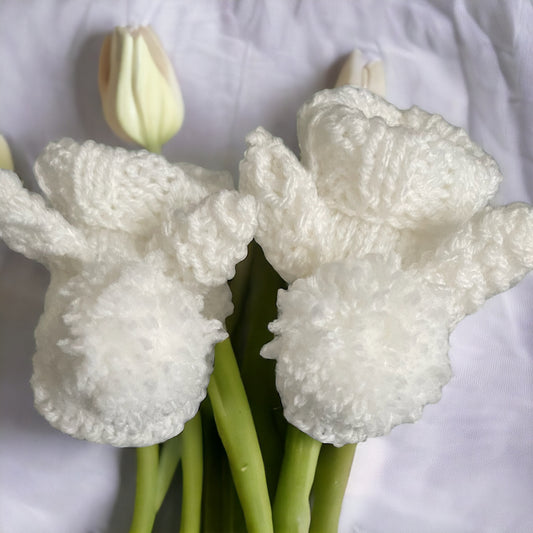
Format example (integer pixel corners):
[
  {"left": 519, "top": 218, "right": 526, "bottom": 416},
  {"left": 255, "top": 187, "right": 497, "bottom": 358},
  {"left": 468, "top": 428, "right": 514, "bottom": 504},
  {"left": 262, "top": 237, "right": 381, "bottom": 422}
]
[
  {"left": 262, "top": 257, "right": 451, "bottom": 445},
  {"left": 0, "top": 139, "right": 256, "bottom": 447},
  {"left": 241, "top": 86, "right": 533, "bottom": 445}
]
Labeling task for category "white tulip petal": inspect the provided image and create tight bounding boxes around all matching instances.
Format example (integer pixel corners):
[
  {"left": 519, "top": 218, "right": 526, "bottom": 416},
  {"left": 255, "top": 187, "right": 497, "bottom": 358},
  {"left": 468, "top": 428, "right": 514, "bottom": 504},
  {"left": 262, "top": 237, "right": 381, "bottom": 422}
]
[
  {"left": 99, "top": 26, "right": 184, "bottom": 151},
  {"left": 0, "top": 135, "right": 14, "bottom": 170},
  {"left": 335, "top": 49, "right": 386, "bottom": 97}
]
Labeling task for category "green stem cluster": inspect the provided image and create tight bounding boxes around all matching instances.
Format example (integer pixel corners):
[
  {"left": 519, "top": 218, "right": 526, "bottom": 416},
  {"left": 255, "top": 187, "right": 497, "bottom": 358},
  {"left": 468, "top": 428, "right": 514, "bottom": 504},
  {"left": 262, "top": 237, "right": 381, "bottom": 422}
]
[
  {"left": 208, "top": 338, "right": 273, "bottom": 533},
  {"left": 273, "top": 426, "right": 322, "bottom": 533},
  {"left": 310, "top": 444, "right": 357, "bottom": 533},
  {"left": 128, "top": 244, "right": 355, "bottom": 533},
  {"left": 180, "top": 413, "right": 203, "bottom": 533},
  {"left": 130, "top": 445, "right": 159, "bottom": 533},
  {"left": 155, "top": 436, "right": 181, "bottom": 511}
]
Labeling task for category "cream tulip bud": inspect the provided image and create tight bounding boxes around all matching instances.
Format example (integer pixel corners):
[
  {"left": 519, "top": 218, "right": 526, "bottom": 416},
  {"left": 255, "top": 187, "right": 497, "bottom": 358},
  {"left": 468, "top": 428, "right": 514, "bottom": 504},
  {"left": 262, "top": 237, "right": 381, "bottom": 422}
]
[
  {"left": 335, "top": 49, "right": 386, "bottom": 97},
  {"left": 0, "top": 135, "right": 14, "bottom": 170},
  {"left": 98, "top": 26, "right": 184, "bottom": 153}
]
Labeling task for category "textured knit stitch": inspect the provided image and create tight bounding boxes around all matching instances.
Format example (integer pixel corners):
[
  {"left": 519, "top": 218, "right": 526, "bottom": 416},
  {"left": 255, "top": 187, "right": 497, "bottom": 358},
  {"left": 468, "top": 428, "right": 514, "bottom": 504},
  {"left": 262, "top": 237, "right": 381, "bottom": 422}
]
[
  {"left": 261, "top": 257, "right": 452, "bottom": 445},
  {"left": 240, "top": 86, "right": 533, "bottom": 446},
  {"left": 0, "top": 139, "right": 256, "bottom": 447}
]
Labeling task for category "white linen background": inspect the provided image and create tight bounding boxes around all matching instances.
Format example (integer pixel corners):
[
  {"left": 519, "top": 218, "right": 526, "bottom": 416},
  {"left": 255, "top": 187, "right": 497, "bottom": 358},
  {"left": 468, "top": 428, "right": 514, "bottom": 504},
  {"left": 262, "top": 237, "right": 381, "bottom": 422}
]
[{"left": 1, "top": 0, "right": 532, "bottom": 532}]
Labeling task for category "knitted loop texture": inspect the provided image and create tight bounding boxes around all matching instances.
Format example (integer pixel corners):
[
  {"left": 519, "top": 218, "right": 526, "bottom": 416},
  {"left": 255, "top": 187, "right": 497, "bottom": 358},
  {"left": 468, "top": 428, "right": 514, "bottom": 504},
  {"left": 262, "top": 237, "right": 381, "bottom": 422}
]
[
  {"left": 0, "top": 140, "right": 257, "bottom": 447},
  {"left": 240, "top": 86, "right": 533, "bottom": 446}
]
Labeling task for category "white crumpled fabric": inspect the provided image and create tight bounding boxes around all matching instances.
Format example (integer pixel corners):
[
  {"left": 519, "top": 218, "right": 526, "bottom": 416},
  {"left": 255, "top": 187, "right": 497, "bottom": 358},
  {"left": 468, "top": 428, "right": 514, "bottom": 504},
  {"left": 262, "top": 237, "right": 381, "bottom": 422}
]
[{"left": 1, "top": 1, "right": 532, "bottom": 532}]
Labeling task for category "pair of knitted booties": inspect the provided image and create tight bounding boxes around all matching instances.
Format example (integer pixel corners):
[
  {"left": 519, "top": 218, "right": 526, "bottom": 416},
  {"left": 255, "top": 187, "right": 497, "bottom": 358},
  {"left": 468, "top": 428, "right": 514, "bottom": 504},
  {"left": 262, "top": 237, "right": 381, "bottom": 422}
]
[{"left": 1, "top": 86, "right": 531, "bottom": 447}]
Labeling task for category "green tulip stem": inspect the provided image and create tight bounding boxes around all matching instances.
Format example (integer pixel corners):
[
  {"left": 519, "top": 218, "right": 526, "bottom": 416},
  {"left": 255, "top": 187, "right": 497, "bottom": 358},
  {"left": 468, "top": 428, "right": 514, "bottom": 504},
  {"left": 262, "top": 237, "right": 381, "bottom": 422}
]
[
  {"left": 155, "top": 435, "right": 182, "bottom": 511},
  {"left": 129, "top": 444, "right": 159, "bottom": 533},
  {"left": 179, "top": 411, "right": 203, "bottom": 533},
  {"left": 273, "top": 425, "right": 322, "bottom": 533},
  {"left": 239, "top": 243, "right": 286, "bottom": 498},
  {"left": 208, "top": 338, "right": 273, "bottom": 533},
  {"left": 309, "top": 443, "right": 357, "bottom": 533}
]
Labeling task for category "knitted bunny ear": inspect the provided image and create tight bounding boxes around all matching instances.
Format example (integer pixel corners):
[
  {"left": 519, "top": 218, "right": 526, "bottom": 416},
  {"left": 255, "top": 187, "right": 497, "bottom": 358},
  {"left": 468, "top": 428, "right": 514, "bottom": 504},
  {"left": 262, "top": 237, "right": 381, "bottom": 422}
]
[
  {"left": 296, "top": 87, "right": 502, "bottom": 229},
  {"left": 32, "top": 254, "right": 227, "bottom": 447},
  {"left": 239, "top": 126, "right": 399, "bottom": 283},
  {"left": 162, "top": 189, "right": 257, "bottom": 287},
  {"left": 0, "top": 169, "right": 89, "bottom": 265},
  {"left": 262, "top": 256, "right": 452, "bottom": 446},
  {"left": 34, "top": 139, "right": 234, "bottom": 234},
  {"left": 239, "top": 127, "right": 328, "bottom": 282},
  {"left": 418, "top": 204, "right": 533, "bottom": 326}
]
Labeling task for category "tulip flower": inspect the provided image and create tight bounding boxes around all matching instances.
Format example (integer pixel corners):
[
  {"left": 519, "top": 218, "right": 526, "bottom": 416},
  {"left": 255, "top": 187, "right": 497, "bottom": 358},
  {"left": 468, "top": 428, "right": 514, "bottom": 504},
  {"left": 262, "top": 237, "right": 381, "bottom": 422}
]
[
  {"left": 335, "top": 49, "right": 386, "bottom": 96},
  {"left": 0, "top": 135, "right": 14, "bottom": 170},
  {"left": 98, "top": 26, "right": 184, "bottom": 153}
]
